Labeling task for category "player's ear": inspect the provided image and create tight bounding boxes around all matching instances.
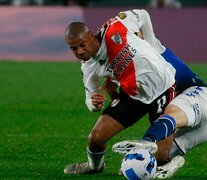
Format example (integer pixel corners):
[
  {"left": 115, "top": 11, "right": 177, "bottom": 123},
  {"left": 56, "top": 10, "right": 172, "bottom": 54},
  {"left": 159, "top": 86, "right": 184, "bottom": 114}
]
[
  {"left": 88, "top": 31, "right": 94, "bottom": 39},
  {"left": 88, "top": 31, "right": 92, "bottom": 37}
]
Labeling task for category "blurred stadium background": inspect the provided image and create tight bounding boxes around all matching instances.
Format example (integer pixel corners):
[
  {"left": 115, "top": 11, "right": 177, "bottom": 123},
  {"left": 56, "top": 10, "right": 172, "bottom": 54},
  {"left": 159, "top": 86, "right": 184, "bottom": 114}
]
[
  {"left": 0, "top": 0, "right": 207, "bottom": 62},
  {"left": 0, "top": 0, "right": 207, "bottom": 179}
]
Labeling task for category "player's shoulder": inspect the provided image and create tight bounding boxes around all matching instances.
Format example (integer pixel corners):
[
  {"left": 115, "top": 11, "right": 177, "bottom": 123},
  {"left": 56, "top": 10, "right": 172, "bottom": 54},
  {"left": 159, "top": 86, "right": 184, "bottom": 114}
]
[
  {"left": 116, "top": 9, "right": 148, "bottom": 21},
  {"left": 104, "top": 20, "right": 127, "bottom": 41}
]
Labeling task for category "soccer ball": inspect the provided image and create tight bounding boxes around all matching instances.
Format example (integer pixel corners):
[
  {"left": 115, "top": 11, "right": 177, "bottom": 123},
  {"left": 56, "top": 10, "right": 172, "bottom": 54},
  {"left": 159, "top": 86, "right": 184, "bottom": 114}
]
[{"left": 121, "top": 149, "right": 157, "bottom": 180}]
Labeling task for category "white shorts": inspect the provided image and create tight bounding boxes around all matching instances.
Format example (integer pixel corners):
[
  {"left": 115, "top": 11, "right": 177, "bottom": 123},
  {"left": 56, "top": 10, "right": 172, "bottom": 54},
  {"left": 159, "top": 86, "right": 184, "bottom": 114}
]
[{"left": 168, "top": 86, "right": 207, "bottom": 158}]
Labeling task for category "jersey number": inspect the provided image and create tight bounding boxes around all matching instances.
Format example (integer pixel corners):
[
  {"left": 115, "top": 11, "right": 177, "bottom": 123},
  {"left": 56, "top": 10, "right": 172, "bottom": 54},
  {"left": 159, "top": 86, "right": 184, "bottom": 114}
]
[{"left": 157, "top": 95, "right": 167, "bottom": 114}]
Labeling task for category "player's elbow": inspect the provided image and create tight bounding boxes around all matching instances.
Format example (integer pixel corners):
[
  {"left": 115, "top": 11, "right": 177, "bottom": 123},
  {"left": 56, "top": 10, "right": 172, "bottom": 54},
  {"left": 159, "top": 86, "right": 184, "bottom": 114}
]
[
  {"left": 140, "top": 9, "right": 150, "bottom": 17},
  {"left": 132, "top": 9, "right": 150, "bottom": 21}
]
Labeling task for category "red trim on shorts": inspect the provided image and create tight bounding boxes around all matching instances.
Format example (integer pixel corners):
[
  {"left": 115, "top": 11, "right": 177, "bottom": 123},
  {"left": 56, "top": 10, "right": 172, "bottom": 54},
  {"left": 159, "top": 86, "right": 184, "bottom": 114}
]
[{"left": 168, "top": 83, "right": 177, "bottom": 103}]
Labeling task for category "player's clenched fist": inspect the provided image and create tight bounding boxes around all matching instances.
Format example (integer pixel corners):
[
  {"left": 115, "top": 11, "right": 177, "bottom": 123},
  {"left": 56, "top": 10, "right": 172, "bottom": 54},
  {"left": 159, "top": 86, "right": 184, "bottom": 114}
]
[{"left": 91, "top": 91, "right": 106, "bottom": 109}]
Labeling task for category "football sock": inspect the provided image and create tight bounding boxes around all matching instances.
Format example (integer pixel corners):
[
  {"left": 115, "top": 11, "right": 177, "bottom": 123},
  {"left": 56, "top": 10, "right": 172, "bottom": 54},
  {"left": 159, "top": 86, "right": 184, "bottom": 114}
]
[
  {"left": 87, "top": 148, "right": 105, "bottom": 170},
  {"left": 143, "top": 115, "right": 176, "bottom": 142}
]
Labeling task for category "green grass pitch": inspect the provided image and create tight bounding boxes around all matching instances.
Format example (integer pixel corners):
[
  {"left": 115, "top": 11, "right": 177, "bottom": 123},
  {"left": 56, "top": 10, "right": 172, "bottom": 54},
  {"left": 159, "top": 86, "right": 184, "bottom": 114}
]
[{"left": 0, "top": 61, "right": 207, "bottom": 179}]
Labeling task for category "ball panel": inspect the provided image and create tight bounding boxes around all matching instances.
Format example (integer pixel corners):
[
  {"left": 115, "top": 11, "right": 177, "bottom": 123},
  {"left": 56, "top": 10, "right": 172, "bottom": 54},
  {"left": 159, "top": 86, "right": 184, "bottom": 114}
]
[
  {"left": 121, "top": 149, "right": 157, "bottom": 180},
  {"left": 125, "top": 168, "right": 141, "bottom": 180}
]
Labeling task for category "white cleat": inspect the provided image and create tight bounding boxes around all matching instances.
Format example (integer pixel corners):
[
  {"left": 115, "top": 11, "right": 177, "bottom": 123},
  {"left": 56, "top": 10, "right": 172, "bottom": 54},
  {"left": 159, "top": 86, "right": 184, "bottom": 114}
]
[
  {"left": 112, "top": 140, "right": 158, "bottom": 155},
  {"left": 64, "top": 162, "right": 104, "bottom": 174},
  {"left": 154, "top": 155, "right": 185, "bottom": 179}
]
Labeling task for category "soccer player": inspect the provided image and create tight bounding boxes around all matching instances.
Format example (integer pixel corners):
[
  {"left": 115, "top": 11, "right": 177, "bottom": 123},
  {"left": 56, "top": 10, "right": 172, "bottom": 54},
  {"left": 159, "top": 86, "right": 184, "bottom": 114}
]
[
  {"left": 113, "top": 86, "right": 207, "bottom": 178},
  {"left": 103, "top": 9, "right": 207, "bottom": 178},
  {"left": 99, "top": 9, "right": 206, "bottom": 95},
  {"left": 63, "top": 20, "right": 177, "bottom": 174}
]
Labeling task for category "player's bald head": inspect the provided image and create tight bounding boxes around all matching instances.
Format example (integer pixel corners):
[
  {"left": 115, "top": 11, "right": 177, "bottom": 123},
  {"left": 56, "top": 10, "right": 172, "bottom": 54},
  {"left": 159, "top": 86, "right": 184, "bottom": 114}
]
[
  {"left": 65, "top": 22, "right": 89, "bottom": 41},
  {"left": 64, "top": 22, "right": 100, "bottom": 61}
]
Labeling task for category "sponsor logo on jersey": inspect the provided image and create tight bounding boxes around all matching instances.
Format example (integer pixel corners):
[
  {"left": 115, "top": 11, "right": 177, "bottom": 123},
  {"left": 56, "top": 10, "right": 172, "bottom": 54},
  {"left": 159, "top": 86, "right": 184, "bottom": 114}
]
[
  {"left": 111, "top": 32, "right": 123, "bottom": 45},
  {"left": 118, "top": 12, "right": 127, "bottom": 19},
  {"left": 111, "top": 99, "right": 120, "bottom": 107},
  {"left": 106, "top": 43, "right": 137, "bottom": 78}
]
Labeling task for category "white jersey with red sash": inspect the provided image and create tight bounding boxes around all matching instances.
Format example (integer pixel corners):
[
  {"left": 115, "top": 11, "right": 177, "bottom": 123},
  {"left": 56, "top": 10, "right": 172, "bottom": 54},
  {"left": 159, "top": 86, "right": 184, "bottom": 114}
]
[{"left": 82, "top": 20, "right": 175, "bottom": 111}]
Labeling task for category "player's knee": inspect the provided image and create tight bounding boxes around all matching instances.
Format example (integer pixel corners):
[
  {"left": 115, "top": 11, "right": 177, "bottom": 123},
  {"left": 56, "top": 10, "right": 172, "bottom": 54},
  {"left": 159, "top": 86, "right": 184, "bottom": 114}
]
[
  {"left": 88, "top": 130, "right": 107, "bottom": 152},
  {"left": 164, "top": 104, "right": 188, "bottom": 128},
  {"left": 88, "top": 129, "right": 105, "bottom": 145}
]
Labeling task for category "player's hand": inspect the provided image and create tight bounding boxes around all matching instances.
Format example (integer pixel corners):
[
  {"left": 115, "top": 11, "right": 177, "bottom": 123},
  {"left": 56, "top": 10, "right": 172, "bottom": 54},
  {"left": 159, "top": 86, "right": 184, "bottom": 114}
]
[
  {"left": 91, "top": 91, "right": 106, "bottom": 109},
  {"left": 135, "top": 31, "right": 144, "bottom": 40}
]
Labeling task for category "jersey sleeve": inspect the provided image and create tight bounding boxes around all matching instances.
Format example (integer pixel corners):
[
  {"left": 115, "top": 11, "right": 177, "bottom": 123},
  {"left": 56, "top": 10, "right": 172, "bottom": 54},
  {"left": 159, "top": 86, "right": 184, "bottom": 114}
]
[
  {"left": 81, "top": 64, "right": 101, "bottom": 112},
  {"left": 116, "top": 9, "right": 165, "bottom": 54}
]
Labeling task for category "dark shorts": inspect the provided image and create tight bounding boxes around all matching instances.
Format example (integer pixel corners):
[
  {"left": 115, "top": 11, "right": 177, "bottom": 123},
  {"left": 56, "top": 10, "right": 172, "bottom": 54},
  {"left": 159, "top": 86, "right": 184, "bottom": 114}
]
[{"left": 103, "top": 84, "right": 177, "bottom": 128}]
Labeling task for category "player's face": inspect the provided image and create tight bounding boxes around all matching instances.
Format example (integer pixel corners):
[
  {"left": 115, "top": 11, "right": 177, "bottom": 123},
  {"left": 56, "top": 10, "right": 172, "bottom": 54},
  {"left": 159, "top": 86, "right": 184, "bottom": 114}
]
[{"left": 68, "top": 32, "right": 97, "bottom": 61}]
